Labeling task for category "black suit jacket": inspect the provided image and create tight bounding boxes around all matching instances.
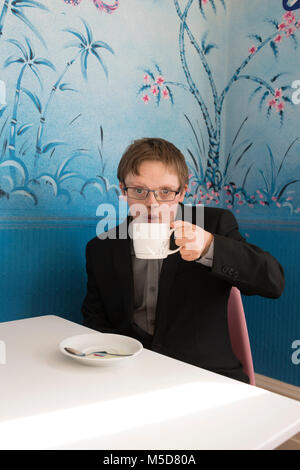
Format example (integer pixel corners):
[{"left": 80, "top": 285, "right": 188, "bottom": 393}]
[{"left": 81, "top": 205, "right": 285, "bottom": 383}]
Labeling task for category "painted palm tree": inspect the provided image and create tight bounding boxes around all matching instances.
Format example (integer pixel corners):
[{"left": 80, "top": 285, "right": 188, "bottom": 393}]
[
  {"left": 0, "top": 0, "right": 48, "bottom": 46},
  {"left": 80, "top": 124, "right": 120, "bottom": 201},
  {"left": 173, "top": 0, "right": 298, "bottom": 189},
  {"left": 34, "top": 18, "right": 114, "bottom": 163},
  {"left": 198, "top": 0, "right": 226, "bottom": 19},
  {"left": 4, "top": 36, "right": 55, "bottom": 164}
]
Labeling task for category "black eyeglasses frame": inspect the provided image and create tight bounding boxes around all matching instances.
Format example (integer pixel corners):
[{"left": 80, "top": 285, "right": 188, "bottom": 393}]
[{"left": 123, "top": 186, "right": 181, "bottom": 201}]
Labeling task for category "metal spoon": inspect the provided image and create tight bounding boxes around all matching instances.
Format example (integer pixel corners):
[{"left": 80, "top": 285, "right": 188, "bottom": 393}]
[{"left": 64, "top": 347, "right": 133, "bottom": 357}]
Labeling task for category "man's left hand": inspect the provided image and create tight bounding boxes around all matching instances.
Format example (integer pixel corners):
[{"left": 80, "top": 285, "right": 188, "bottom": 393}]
[{"left": 171, "top": 220, "right": 214, "bottom": 262}]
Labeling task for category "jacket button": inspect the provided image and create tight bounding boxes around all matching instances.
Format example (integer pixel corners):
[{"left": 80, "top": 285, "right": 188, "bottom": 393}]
[
  {"left": 221, "top": 265, "right": 229, "bottom": 274},
  {"left": 228, "top": 268, "right": 235, "bottom": 276}
]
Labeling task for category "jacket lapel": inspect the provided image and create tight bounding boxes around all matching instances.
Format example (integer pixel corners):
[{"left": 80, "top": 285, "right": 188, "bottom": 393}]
[
  {"left": 110, "top": 208, "right": 185, "bottom": 333},
  {"left": 111, "top": 218, "right": 134, "bottom": 329},
  {"left": 154, "top": 220, "right": 182, "bottom": 335}
]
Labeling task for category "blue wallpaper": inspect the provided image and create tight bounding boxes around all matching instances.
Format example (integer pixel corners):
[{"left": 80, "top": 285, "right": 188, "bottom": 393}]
[{"left": 0, "top": 0, "right": 298, "bottom": 218}]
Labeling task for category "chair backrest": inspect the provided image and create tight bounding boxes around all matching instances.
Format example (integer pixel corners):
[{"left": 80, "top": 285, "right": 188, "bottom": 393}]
[{"left": 227, "top": 287, "right": 256, "bottom": 386}]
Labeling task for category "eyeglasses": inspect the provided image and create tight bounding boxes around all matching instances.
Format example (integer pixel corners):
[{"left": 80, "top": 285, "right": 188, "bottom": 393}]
[{"left": 124, "top": 186, "right": 181, "bottom": 202}]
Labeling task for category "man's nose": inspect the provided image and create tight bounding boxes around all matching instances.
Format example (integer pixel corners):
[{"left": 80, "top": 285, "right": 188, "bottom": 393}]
[{"left": 146, "top": 191, "right": 159, "bottom": 206}]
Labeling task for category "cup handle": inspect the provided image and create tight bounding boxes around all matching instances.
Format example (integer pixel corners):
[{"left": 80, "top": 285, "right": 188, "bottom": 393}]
[{"left": 167, "top": 228, "right": 181, "bottom": 256}]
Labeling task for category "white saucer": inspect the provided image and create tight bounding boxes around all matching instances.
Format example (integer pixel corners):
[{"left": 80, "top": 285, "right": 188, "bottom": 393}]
[{"left": 59, "top": 333, "right": 143, "bottom": 367}]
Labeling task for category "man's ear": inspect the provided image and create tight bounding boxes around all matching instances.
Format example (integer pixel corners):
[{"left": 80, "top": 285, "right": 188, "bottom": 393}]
[
  {"left": 119, "top": 182, "right": 127, "bottom": 204},
  {"left": 178, "top": 183, "right": 188, "bottom": 202},
  {"left": 119, "top": 182, "right": 126, "bottom": 195}
]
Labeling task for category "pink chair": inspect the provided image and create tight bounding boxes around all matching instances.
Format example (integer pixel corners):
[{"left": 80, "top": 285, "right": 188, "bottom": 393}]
[{"left": 227, "top": 287, "right": 256, "bottom": 386}]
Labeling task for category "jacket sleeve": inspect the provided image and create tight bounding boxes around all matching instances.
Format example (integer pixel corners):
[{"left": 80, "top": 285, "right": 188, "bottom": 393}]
[
  {"left": 81, "top": 241, "right": 119, "bottom": 333},
  {"left": 210, "top": 209, "right": 285, "bottom": 298}
]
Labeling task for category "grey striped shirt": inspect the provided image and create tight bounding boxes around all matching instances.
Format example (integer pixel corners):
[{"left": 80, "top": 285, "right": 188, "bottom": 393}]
[{"left": 131, "top": 239, "right": 214, "bottom": 335}]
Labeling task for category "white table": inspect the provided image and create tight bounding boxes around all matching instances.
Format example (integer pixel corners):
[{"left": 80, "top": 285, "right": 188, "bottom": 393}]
[{"left": 0, "top": 315, "right": 299, "bottom": 450}]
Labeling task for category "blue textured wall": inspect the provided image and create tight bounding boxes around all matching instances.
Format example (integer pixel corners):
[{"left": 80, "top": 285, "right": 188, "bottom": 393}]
[
  {"left": 0, "top": 218, "right": 95, "bottom": 324},
  {"left": 239, "top": 220, "right": 299, "bottom": 385},
  {"left": 0, "top": 0, "right": 299, "bottom": 385}
]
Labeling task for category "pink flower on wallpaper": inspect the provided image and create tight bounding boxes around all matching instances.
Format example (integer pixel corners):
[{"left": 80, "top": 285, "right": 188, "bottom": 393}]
[
  {"left": 276, "top": 101, "right": 285, "bottom": 112},
  {"left": 283, "top": 11, "right": 296, "bottom": 23},
  {"left": 248, "top": 46, "right": 257, "bottom": 54},
  {"left": 63, "top": 0, "right": 120, "bottom": 13},
  {"left": 287, "top": 16, "right": 296, "bottom": 25},
  {"left": 162, "top": 88, "right": 169, "bottom": 99},
  {"left": 156, "top": 75, "right": 165, "bottom": 86},
  {"left": 278, "top": 23, "right": 286, "bottom": 31},
  {"left": 285, "top": 27, "right": 296, "bottom": 37},
  {"left": 151, "top": 85, "right": 159, "bottom": 96},
  {"left": 271, "top": 196, "right": 277, "bottom": 201},
  {"left": 267, "top": 87, "right": 285, "bottom": 112},
  {"left": 138, "top": 65, "right": 173, "bottom": 107},
  {"left": 296, "top": 21, "right": 300, "bottom": 29},
  {"left": 142, "top": 94, "right": 150, "bottom": 104},
  {"left": 274, "top": 34, "right": 283, "bottom": 43}
]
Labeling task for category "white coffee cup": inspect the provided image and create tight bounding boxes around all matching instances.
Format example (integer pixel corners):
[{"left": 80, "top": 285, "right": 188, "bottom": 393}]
[{"left": 131, "top": 222, "right": 181, "bottom": 259}]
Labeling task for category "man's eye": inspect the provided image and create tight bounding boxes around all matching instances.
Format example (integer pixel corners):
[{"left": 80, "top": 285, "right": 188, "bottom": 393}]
[
  {"left": 161, "top": 190, "right": 170, "bottom": 194},
  {"left": 134, "top": 188, "right": 145, "bottom": 194}
]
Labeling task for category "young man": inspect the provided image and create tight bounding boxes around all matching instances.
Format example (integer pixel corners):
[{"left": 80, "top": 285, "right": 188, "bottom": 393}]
[{"left": 82, "top": 137, "right": 285, "bottom": 383}]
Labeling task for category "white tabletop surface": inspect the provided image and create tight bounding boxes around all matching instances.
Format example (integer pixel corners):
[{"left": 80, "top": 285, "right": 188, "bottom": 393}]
[{"left": 0, "top": 315, "right": 299, "bottom": 450}]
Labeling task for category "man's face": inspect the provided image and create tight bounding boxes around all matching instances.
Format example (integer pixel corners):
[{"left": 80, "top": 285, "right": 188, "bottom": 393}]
[{"left": 120, "top": 160, "right": 187, "bottom": 223}]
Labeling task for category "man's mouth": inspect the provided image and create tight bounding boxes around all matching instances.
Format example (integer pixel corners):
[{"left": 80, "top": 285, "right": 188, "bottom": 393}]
[{"left": 148, "top": 215, "right": 159, "bottom": 223}]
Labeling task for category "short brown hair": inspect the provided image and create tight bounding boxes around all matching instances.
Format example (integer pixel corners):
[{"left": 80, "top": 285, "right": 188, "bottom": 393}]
[{"left": 117, "top": 137, "right": 189, "bottom": 189}]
